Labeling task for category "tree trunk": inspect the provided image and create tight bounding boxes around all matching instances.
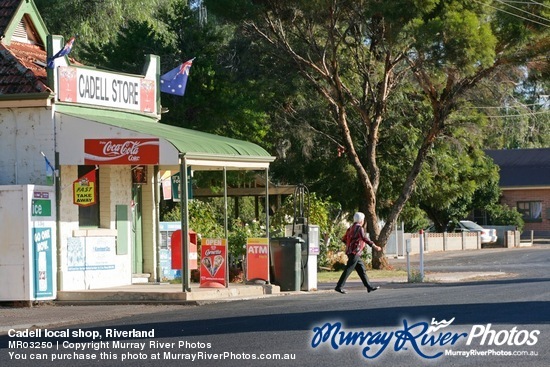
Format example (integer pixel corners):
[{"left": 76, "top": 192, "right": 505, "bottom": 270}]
[{"left": 372, "top": 248, "right": 392, "bottom": 270}]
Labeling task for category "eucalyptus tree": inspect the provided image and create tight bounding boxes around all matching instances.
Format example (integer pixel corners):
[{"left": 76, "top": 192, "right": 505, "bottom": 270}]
[
  {"left": 35, "top": 0, "right": 180, "bottom": 59},
  {"left": 207, "top": 0, "right": 550, "bottom": 268}
]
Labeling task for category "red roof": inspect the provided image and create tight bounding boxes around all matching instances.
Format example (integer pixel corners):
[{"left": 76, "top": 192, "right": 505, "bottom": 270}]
[
  {"left": 0, "top": 40, "right": 49, "bottom": 94},
  {"left": 0, "top": 0, "right": 49, "bottom": 95},
  {"left": 0, "top": 0, "right": 19, "bottom": 32}
]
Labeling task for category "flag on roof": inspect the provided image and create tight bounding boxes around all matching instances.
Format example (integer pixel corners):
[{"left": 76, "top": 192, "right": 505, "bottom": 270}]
[
  {"left": 47, "top": 36, "right": 76, "bottom": 69},
  {"left": 160, "top": 59, "right": 194, "bottom": 96}
]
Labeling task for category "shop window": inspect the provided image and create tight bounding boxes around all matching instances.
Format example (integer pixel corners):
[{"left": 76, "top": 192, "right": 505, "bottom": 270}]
[
  {"left": 517, "top": 201, "right": 542, "bottom": 222},
  {"left": 78, "top": 165, "right": 100, "bottom": 227}
]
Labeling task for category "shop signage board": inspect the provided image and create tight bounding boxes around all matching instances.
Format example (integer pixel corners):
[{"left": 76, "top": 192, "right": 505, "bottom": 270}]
[
  {"left": 200, "top": 238, "right": 227, "bottom": 288},
  {"left": 246, "top": 238, "right": 269, "bottom": 282},
  {"left": 57, "top": 66, "right": 157, "bottom": 114},
  {"left": 32, "top": 191, "right": 51, "bottom": 217},
  {"left": 72, "top": 169, "right": 97, "bottom": 206},
  {"left": 31, "top": 187, "right": 56, "bottom": 299},
  {"left": 170, "top": 167, "right": 193, "bottom": 201},
  {"left": 84, "top": 138, "right": 159, "bottom": 165}
]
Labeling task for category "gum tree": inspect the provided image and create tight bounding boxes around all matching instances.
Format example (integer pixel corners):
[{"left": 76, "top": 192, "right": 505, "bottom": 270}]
[{"left": 207, "top": 0, "right": 549, "bottom": 268}]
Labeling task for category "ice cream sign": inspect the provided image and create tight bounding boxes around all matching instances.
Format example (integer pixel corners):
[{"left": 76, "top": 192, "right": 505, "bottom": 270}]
[
  {"left": 200, "top": 238, "right": 227, "bottom": 288},
  {"left": 57, "top": 66, "right": 156, "bottom": 114}
]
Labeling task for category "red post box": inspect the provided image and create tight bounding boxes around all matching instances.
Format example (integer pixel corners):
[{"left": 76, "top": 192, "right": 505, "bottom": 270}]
[{"left": 170, "top": 229, "right": 197, "bottom": 270}]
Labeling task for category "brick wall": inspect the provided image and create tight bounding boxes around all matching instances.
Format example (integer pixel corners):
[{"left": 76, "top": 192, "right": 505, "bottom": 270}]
[{"left": 500, "top": 188, "right": 550, "bottom": 233}]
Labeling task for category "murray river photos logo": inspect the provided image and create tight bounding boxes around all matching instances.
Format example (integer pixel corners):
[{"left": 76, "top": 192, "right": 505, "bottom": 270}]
[{"left": 310, "top": 317, "right": 540, "bottom": 359}]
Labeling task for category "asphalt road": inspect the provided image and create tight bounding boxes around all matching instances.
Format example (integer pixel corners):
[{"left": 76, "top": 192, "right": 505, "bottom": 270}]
[{"left": 1, "top": 246, "right": 549, "bottom": 367}]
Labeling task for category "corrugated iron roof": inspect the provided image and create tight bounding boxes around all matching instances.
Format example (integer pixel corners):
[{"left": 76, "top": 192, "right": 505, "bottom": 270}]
[{"left": 57, "top": 105, "right": 275, "bottom": 166}]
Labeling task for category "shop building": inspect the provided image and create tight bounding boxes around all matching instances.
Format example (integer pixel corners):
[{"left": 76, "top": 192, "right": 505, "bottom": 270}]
[{"left": 0, "top": 0, "right": 274, "bottom": 301}]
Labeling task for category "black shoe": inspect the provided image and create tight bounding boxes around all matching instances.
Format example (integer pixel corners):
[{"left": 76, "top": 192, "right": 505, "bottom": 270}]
[
  {"left": 367, "top": 286, "right": 380, "bottom": 293},
  {"left": 335, "top": 287, "right": 347, "bottom": 294}
]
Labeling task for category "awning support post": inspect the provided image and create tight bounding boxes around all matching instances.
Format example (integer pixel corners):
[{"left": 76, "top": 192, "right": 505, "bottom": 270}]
[
  {"left": 180, "top": 154, "right": 191, "bottom": 292},
  {"left": 223, "top": 167, "right": 229, "bottom": 288},
  {"left": 265, "top": 167, "right": 270, "bottom": 283}
]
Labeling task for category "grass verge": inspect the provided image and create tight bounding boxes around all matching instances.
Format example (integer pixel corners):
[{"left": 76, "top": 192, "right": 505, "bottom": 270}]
[{"left": 317, "top": 269, "right": 408, "bottom": 283}]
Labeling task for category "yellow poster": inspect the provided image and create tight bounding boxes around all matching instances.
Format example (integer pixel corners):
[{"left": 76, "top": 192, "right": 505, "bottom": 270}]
[{"left": 73, "top": 170, "right": 96, "bottom": 207}]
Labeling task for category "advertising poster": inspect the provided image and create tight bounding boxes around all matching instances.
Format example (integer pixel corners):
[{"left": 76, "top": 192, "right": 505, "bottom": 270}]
[
  {"left": 32, "top": 227, "right": 54, "bottom": 298},
  {"left": 246, "top": 238, "right": 269, "bottom": 282},
  {"left": 200, "top": 238, "right": 226, "bottom": 288},
  {"left": 72, "top": 170, "right": 96, "bottom": 207},
  {"left": 66, "top": 237, "right": 115, "bottom": 271},
  {"left": 84, "top": 139, "right": 159, "bottom": 165},
  {"left": 169, "top": 167, "right": 193, "bottom": 202}
]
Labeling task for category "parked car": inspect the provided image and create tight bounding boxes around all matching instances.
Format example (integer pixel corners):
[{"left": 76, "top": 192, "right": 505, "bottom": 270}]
[
  {"left": 450, "top": 220, "right": 498, "bottom": 244},
  {"left": 425, "top": 220, "right": 498, "bottom": 244}
]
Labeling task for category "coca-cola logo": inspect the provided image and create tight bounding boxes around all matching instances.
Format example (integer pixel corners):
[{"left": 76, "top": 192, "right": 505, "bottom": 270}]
[
  {"left": 102, "top": 140, "right": 142, "bottom": 161},
  {"left": 85, "top": 138, "right": 159, "bottom": 165}
]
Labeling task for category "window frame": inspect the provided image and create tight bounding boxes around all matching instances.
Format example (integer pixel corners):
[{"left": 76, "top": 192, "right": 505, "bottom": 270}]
[{"left": 516, "top": 201, "right": 543, "bottom": 223}]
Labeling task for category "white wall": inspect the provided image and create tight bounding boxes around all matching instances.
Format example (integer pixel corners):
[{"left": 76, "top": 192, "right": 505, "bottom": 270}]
[
  {"left": 403, "top": 232, "right": 480, "bottom": 255},
  {"left": 0, "top": 108, "right": 54, "bottom": 185},
  {"left": 57, "top": 165, "right": 134, "bottom": 290}
]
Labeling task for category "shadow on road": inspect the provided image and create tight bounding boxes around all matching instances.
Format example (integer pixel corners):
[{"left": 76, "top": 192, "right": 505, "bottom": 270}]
[{"left": 1, "top": 297, "right": 547, "bottom": 348}]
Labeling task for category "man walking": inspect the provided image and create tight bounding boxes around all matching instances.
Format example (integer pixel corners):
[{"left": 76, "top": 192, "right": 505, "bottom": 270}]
[{"left": 335, "top": 212, "right": 382, "bottom": 294}]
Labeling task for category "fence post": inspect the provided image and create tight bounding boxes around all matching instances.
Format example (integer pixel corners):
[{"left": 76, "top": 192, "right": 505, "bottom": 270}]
[
  {"left": 419, "top": 230, "right": 424, "bottom": 282},
  {"left": 406, "top": 239, "right": 411, "bottom": 282}
]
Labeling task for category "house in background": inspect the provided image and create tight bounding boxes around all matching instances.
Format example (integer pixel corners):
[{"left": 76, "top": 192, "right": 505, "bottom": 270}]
[{"left": 485, "top": 148, "right": 550, "bottom": 240}]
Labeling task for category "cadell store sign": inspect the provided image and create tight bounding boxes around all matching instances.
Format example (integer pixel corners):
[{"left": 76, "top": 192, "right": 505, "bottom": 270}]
[{"left": 57, "top": 66, "right": 157, "bottom": 114}]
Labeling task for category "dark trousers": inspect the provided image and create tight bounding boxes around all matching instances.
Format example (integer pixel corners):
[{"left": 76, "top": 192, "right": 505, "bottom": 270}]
[{"left": 336, "top": 253, "right": 374, "bottom": 290}]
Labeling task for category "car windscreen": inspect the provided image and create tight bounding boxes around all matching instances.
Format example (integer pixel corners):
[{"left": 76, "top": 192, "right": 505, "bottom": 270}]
[{"left": 460, "top": 221, "right": 484, "bottom": 230}]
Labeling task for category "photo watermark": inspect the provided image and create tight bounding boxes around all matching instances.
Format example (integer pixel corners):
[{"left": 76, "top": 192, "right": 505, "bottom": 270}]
[{"left": 310, "top": 317, "right": 540, "bottom": 361}]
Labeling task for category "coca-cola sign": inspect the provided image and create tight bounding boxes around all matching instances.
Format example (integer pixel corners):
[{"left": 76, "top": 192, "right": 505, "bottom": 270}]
[{"left": 85, "top": 138, "right": 159, "bottom": 165}]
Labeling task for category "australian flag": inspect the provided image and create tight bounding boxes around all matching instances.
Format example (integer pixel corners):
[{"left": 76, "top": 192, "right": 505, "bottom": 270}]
[
  {"left": 160, "top": 59, "right": 194, "bottom": 96},
  {"left": 47, "top": 36, "right": 76, "bottom": 69}
]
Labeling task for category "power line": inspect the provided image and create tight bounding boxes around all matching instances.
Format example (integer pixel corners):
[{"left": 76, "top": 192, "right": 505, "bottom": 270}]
[
  {"left": 500, "top": 1, "right": 550, "bottom": 10},
  {"left": 527, "top": 1, "right": 550, "bottom": 10},
  {"left": 484, "top": 110, "right": 550, "bottom": 118},
  {"left": 495, "top": 0, "right": 550, "bottom": 24},
  {"left": 464, "top": 101, "right": 549, "bottom": 109},
  {"left": 473, "top": 0, "right": 550, "bottom": 28}
]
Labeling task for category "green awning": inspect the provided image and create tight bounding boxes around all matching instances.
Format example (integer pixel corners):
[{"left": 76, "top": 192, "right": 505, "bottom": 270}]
[{"left": 56, "top": 105, "right": 275, "bottom": 169}]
